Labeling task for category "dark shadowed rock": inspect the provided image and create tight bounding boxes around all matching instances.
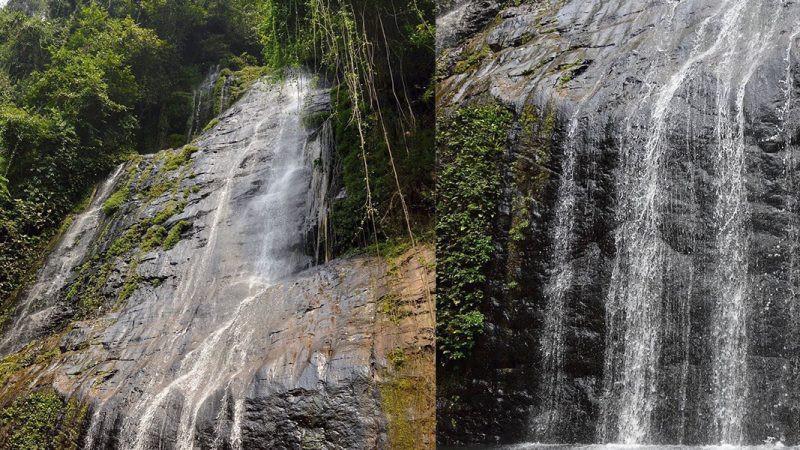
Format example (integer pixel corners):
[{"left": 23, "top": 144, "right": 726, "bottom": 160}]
[{"left": 438, "top": 0, "right": 800, "bottom": 446}]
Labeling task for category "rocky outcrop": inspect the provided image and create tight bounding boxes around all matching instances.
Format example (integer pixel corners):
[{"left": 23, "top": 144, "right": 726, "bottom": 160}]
[
  {"left": 0, "top": 74, "right": 434, "bottom": 449},
  {"left": 438, "top": 0, "right": 800, "bottom": 446}
]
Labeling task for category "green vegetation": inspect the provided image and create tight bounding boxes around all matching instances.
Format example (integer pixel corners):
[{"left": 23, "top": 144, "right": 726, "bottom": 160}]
[
  {"left": 0, "top": 389, "right": 62, "bottom": 449},
  {"left": 164, "top": 221, "right": 190, "bottom": 250},
  {"left": 301, "top": 111, "right": 330, "bottom": 129},
  {"left": 378, "top": 293, "right": 410, "bottom": 325},
  {"left": 141, "top": 226, "right": 167, "bottom": 253},
  {"left": 378, "top": 349, "right": 435, "bottom": 450},
  {"left": 118, "top": 259, "right": 141, "bottom": 303},
  {"left": 163, "top": 145, "right": 200, "bottom": 172},
  {"left": 102, "top": 187, "right": 128, "bottom": 215},
  {"left": 0, "top": 0, "right": 265, "bottom": 310},
  {"left": 506, "top": 104, "right": 556, "bottom": 292},
  {"left": 202, "top": 118, "right": 220, "bottom": 133},
  {"left": 261, "top": 0, "right": 435, "bottom": 256},
  {"left": 0, "top": 0, "right": 434, "bottom": 315},
  {"left": 0, "top": 6, "right": 433, "bottom": 437},
  {"left": 555, "top": 59, "right": 590, "bottom": 87},
  {"left": 65, "top": 156, "right": 193, "bottom": 317},
  {"left": 0, "top": 388, "right": 87, "bottom": 450},
  {"left": 454, "top": 46, "right": 491, "bottom": 74},
  {"left": 437, "top": 103, "right": 512, "bottom": 361}
]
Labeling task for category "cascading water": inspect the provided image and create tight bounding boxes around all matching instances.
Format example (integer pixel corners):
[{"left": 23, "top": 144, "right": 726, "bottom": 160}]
[
  {"left": 69, "top": 73, "right": 333, "bottom": 449},
  {"left": 219, "top": 72, "right": 233, "bottom": 115},
  {"left": 601, "top": 1, "right": 783, "bottom": 444},
  {"left": 0, "top": 163, "right": 126, "bottom": 356},
  {"left": 438, "top": 0, "right": 800, "bottom": 446},
  {"left": 135, "top": 75, "right": 311, "bottom": 449},
  {"left": 708, "top": 11, "right": 778, "bottom": 443},
  {"left": 536, "top": 113, "right": 579, "bottom": 438},
  {"left": 780, "top": 28, "right": 800, "bottom": 440},
  {"left": 0, "top": 67, "right": 408, "bottom": 448},
  {"left": 446, "top": 0, "right": 800, "bottom": 446},
  {"left": 130, "top": 83, "right": 309, "bottom": 450},
  {"left": 186, "top": 65, "right": 221, "bottom": 141}
]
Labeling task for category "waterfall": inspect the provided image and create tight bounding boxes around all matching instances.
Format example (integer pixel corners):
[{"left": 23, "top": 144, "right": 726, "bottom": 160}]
[
  {"left": 782, "top": 29, "right": 800, "bottom": 440},
  {"left": 187, "top": 65, "right": 221, "bottom": 141},
  {"left": 0, "top": 163, "right": 126, "bottom": 356},
  {"left": 219, "top": 72, "right": 233, "bottom": 115},
  {"left": 600, "top": 0, "right": 779, "bottom": 444},
  {"left": 71, "top": 73, "right": 330, "bottom": 449},
  {"left": 708, "top": 5, "right": 779, "bottom": 444},
  {"left": 537, "top": 113, "right": 579, "bottom": 438},
  {"left": 129, "top": 75, "right": 314, "bottom": 450},
  {"left": 437, "top": 0, "right": 800, "bottom": 445}
]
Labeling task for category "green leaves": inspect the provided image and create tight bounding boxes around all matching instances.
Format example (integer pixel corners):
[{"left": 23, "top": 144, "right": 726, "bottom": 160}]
[
  {"left": 437, "top": 103, "right": 512, "bottom": 361},
  {"left": 0, "top": 389, "right": 63, "bottom": 450},
  {"left": 0, "top": 3, "right": 167, "bottom": 306}
]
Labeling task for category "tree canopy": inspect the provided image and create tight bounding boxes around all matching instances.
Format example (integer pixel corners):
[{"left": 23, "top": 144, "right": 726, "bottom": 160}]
[{"left": 0, "top": 0, "right": 434, "bottom": 310}]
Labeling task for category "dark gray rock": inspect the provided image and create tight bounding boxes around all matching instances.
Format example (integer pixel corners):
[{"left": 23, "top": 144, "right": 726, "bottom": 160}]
[
  {"left": 439, "top": 0, "right": 800, "bottom": 446},
  {"left": 437, "top": 0, "right": 502, "bottom": 53},
  {"left": 0, "top": 74, "right": 435, "bottom": 449}
]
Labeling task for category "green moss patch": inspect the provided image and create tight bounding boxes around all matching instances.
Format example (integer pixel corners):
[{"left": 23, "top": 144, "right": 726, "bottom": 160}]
[
  {"left": 0, "top": 389, "right": 88, "bottom": 450},
  {"left": 101, "top": 188, "right": 127, "bottom": 215},
  {"left": 202, "top": 118, "right": 220, "bottom": 133},
  {"left": 379, "top": 352, "right": 435, "bottom": 450},
  {"left": 163, "top": 145, "right": 200, "bottom": 172},
  {"left": 378, "top": 294, "right": 411, "bottom": 325},
  {"left": 164, "top": 221, "right": 190, "bottom": 250},
  {"left": 453, "top": 46, "right": 491, "bottom": 74}
]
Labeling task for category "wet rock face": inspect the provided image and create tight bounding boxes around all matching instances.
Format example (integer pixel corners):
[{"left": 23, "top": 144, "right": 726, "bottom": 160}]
[
  {"left": 0, "top": 74, "right": 435, "bottom": 449},
  {"left": 439, "top": 0, "right": 800, "bottom": 446},
  {"left": 436, "top": 0, "right": 502, "bottom": 52}
]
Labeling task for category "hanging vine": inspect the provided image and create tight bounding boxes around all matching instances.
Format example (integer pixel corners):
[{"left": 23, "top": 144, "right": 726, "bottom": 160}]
[{"left": 259, "top": 0, "right": 434, "bottom": 254}]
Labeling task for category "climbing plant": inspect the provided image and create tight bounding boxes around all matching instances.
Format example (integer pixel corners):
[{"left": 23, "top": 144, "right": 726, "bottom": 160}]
[
  {"left": 257, "top": 0, "right": 435, "bottom": 255},
  {"left": 437, "top": 103, "right": 512, "bottom": 361}
]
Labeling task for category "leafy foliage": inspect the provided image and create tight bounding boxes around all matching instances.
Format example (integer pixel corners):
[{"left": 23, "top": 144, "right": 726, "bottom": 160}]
[
  {"left": 0, "top": 0, "right": 266, "bottom": 309},
  {"left": 0, "top": 388, "right": 87, "bottom": 450},
  {"left": 259, "top": 0, "right": 435, "bottom": 255},
  {"left": 437, "top": 104, "right": 512, "bottom": 361}
]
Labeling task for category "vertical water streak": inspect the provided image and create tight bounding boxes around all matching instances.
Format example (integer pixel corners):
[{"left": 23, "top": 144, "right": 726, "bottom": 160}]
[
  {"left": 0, "top": 163, "right": 126, "bottom": 356},
  {"left": 220, "top": 73, "right": 232, "bottom": 115},
  {"left": 677, "top": 95, "right": 697, "bottom": 446},
  {"left": 781, "top": 30, "right": 800, "bottom": 322},
  {"left": 604, "top": 1, "right": 746, "bottom": 443},
  {"left": 187, "top": 65, "right": 221, "bottom": 141},
  {"left": 126, "top": 75, "right": 313, "bottom": 450},
  {"left": 710, "top": 6, "right": 779, "bottom": 442},
  {"left": 538, "top": 113, "right": 580, "bottom": 437},
  {"left": 782, "top": 29, "right": 800, "bottom": 438}
]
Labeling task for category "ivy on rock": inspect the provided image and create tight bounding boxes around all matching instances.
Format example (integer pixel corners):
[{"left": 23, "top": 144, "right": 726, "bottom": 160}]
[{"left": 437, "top": 103, "right": 512, "bottom": 361}]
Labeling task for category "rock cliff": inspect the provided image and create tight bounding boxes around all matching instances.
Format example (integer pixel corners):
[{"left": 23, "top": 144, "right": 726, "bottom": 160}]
[
  {"left": 438, "top": 0, "right": 800, "bottom": 446},
  {"left": 0, "top": 75, "right": 434, "bottom": 449}
]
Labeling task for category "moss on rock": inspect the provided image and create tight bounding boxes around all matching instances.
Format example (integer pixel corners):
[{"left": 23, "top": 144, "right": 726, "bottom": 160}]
[{"left": 0, "top": 388, "right": 88, "bottom": 450}]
